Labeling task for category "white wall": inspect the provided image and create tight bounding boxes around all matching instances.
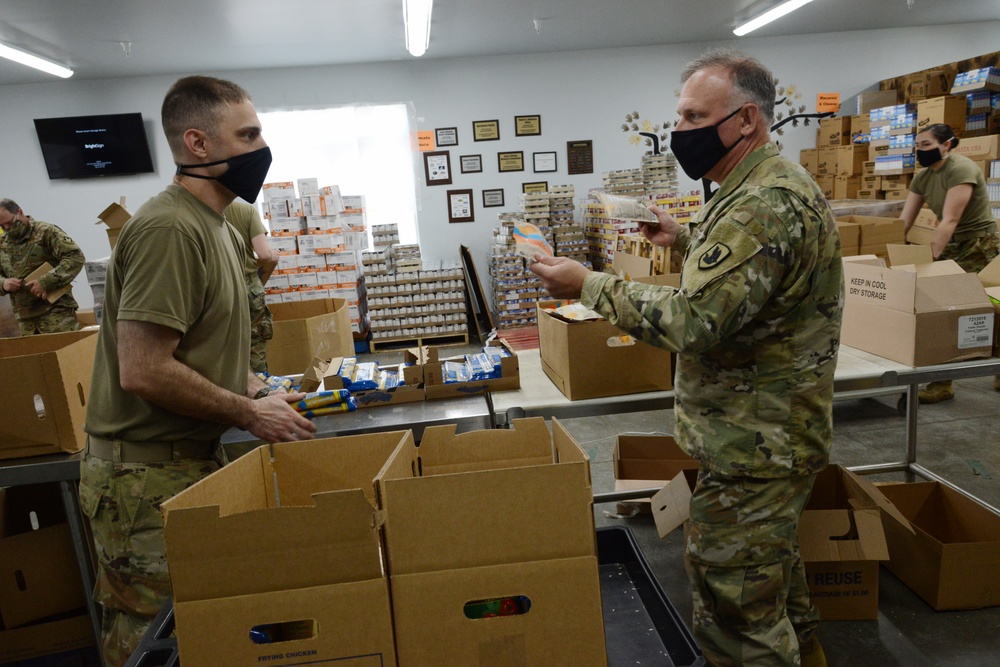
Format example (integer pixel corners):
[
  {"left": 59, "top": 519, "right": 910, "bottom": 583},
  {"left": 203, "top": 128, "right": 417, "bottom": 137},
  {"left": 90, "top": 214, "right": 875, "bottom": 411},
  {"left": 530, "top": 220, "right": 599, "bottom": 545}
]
[{"left": 2, "top": 20, "right": 998, "bottom": 308}]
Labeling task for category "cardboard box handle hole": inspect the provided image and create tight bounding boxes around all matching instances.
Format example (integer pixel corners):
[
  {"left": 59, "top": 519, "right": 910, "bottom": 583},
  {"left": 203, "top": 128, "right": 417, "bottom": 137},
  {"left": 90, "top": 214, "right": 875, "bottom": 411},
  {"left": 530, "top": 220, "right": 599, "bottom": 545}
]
[
  {"left": 249, "top": 619, "right": 317, "bottom": 644},
  {"left": 464, "top": 595, "right": 532, "bottom": 619}
]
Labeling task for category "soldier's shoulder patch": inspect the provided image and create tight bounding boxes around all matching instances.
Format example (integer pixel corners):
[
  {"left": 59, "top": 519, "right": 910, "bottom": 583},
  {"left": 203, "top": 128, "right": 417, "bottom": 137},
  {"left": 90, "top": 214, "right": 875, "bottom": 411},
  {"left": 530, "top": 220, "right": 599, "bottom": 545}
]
[{"left": 698, "top": 242, "right": 731, "bottom": 270}]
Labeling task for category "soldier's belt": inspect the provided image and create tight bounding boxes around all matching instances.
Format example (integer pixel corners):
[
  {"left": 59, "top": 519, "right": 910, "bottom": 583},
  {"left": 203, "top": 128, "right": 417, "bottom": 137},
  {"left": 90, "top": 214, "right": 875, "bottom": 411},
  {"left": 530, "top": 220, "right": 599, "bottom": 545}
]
[
  {"left": 86, "top": 435, "right": 220, "bottom": 463},
  {"left": 950, "top": 225, "right": 997, "bottom": 243}
]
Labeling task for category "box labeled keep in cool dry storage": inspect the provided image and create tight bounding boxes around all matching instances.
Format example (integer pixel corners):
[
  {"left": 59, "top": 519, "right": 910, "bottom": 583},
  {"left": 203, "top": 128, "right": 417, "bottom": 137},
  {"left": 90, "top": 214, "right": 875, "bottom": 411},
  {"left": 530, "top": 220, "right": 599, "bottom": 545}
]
[
  {"left": 374, "top": 418, "right": 607, "bottom": 666},
  {"left": 0, "top": 330, "right": 97, "bottom": 459},
  {"left": 162, "top": 431, "right": 410, "bottom": 667},
  {"left": 877, "top": 481, "right": 1000, "bottom": 610},
  {"left": 537, "top": 300, "right": 673, "bottom": 400},
  {"left": 841, "top": 257, "right": 994, "bottom": 366},
  {"left": 265, "top": 297, "right": 354, "bottom": 375}
]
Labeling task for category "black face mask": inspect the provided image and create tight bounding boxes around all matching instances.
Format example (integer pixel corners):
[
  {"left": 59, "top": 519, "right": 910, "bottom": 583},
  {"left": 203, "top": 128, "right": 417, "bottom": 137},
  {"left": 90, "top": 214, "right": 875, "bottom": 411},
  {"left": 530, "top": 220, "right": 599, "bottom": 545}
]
[
  {"left": 670, "top": 106, "right": 746, "bottom": 180},
  {"left": 916, "top": 147, "right": 943, "bottom": 168},
  {"left": 176, "top": 146, "right": 273, "bottom": 203}
]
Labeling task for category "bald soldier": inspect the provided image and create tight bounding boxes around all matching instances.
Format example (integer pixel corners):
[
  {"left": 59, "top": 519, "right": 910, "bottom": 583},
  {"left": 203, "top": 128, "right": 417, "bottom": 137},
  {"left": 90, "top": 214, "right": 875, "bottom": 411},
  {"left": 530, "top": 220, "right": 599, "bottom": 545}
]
[{"left": 532, "top": 49, "right": 842, "bottom": 667}]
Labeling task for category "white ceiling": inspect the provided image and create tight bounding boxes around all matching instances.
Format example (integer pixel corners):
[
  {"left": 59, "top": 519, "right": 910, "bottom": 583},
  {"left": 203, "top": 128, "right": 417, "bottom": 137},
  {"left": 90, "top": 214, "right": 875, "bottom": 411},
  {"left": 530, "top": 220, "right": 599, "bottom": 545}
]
[{"left": 0, "top": 0, "right": 998, "bottom": 86}]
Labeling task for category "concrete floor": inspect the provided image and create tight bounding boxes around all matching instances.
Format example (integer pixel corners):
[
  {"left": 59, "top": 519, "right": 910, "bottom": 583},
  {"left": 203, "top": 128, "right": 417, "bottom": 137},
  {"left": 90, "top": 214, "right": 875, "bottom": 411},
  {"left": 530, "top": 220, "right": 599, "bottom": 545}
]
[{"left": 564, "top": 375, "right": 1000, "bottom": 667}]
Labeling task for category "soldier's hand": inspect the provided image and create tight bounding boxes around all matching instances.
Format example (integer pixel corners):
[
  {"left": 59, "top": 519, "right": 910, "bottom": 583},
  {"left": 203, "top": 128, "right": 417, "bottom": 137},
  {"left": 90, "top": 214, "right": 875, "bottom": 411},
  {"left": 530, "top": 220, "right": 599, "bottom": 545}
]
[
  {"left": 529, "top": 255, "right": 589, "bottom": 299},
  {"left": 2, "top": 277, "right": 22, "bottom": 293},
  {"left": 644, "top": 205, "right": 682, "bottom": 247},
  {"left": 26, "top": 280, "right": 48, "bottom": 300},
  {"left": 246, "top": 393, "right": 317, "bottom": 443}
]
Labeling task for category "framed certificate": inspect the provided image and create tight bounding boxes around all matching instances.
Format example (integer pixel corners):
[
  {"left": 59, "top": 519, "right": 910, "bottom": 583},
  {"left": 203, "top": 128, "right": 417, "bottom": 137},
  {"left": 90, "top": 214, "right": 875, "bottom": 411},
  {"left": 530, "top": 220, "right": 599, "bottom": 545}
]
[
  {"left": 423, "top": 151, "right": 452, "bottom": 186},
  {"left": 435, "top": 127, "right": 458, "bottom": 147},
  {"left": 473, "top": 119, "right": 500, "bottom": 142},
  {"left": 482, "top": 188, "right": 505, "bottom": 208},
  {"left": 533, "top": 151, "right": 557, "bottom": 173},
  {"left": 497, "top": 151, "right": 524, "bottom": 172},
  {"left": 522, "top": 181, "right": 548, "bottom": 194},
  {"left": 515, "top": 114, "right": 541, "bottom": 136},
  {"left": 460, "top": 154, "right": 483, "bottom": 174},
  {"left": 447, "top": 189, "right": 475, "bottom": 223}
]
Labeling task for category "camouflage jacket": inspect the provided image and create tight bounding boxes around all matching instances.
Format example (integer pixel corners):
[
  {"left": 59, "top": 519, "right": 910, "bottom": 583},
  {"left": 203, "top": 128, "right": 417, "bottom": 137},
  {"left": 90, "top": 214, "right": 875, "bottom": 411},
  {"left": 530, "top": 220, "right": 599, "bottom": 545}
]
[
  {"left": 582, "top": 143, "right": 844, "bottom": 478},
  {"left": 0, "top": 217, "right": 84, "bottom": 317}
]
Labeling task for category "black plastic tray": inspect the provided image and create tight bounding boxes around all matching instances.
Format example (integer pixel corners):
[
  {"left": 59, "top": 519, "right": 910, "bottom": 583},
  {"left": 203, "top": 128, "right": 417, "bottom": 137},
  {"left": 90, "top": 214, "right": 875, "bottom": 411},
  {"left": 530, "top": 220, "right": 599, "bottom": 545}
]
[{"left": 126, "top": 526, "right": 703, "bottom": 667}]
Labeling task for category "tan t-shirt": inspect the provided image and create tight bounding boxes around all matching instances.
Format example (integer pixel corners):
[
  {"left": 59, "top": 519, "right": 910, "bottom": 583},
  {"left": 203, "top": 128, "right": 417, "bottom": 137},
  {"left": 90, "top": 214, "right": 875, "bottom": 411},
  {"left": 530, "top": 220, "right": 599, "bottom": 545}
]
[
  {"left": 85, "top": 185, "right": 250, "bottom": 442},
  {"left": 910, "top": 153, "right": 994, "bottom": 235},
  {"left": 224, "top": 200, "right": 268, "bottom": 280}
]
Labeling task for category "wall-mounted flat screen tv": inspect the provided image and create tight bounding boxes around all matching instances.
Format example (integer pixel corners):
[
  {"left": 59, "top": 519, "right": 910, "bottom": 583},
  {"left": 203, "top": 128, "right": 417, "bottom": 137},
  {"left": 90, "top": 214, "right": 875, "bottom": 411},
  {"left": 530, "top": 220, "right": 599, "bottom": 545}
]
[{"left": 34, "top": 112, "right": 155, "bottom": 179}]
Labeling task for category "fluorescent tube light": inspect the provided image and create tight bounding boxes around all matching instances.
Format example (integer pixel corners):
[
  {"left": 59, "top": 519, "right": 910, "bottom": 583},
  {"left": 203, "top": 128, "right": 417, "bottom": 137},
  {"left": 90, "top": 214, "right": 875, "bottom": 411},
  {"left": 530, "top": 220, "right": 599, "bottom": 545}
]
[
  {"left": 733, "top": 0, "right": 815, "bottom": 37},
  {"left": 403, "top": 0, "right": 433, "bottom": 57},
  {"left": 0, "top": 41, "right": 73, "bottom": 78}
]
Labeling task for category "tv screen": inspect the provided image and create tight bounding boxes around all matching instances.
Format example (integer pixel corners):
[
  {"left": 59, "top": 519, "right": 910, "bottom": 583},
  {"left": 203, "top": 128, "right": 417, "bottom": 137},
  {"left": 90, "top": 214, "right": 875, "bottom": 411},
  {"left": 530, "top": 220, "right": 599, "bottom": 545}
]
[{"left": 34, "top": 112, "right": 155, "bottom": 179}]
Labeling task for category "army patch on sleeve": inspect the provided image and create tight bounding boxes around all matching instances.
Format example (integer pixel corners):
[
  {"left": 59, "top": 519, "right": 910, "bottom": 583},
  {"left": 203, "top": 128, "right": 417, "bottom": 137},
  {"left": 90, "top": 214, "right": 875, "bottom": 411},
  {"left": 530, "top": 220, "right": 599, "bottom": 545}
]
[{"left": 698, "top": 242, "right": 731, "bottom": 270}]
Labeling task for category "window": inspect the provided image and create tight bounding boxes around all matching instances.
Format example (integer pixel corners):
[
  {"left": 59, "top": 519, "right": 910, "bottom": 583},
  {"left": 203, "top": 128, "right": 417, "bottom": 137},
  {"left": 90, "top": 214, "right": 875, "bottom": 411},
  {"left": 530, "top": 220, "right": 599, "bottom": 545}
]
[{"left": 258, "top": 104, "right": 420, "bottom": 247}]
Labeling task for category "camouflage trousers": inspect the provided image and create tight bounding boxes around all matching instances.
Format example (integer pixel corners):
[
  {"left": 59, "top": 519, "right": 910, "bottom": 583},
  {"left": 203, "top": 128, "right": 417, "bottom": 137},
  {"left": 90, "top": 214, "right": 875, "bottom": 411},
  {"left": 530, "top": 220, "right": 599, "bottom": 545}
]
[
  {"left": 685, "top": 469, "right": 819, "bottom": 667},
  {"left": 18, "top": 305, "right": 80, "bottom": 336},
  {"left": 248, "top": 278, "right": 273, "bottom": 374},
  {"left": 940, "top": 230, "right": 1000, "bottom": 274},
  {"left": 79, "top": 441, "right": 224, "bottom": 667}
]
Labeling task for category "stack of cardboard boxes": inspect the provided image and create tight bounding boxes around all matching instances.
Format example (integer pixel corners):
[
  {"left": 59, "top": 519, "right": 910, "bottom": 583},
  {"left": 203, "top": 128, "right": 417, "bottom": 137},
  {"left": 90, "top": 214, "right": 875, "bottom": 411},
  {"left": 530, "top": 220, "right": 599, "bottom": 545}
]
[{"left": 261, "top": 180, "right": 370, "bottom": 336}]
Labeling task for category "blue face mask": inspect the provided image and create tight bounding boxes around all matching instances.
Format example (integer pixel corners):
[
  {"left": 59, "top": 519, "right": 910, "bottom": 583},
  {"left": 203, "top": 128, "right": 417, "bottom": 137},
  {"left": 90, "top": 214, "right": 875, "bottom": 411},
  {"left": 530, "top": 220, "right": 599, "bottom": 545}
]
[
  {"left": 669, "top": 106, "right": 745, "bottom": 180},
  {"left": 176, "top": 146, "right": 273, "bottom": 203}
]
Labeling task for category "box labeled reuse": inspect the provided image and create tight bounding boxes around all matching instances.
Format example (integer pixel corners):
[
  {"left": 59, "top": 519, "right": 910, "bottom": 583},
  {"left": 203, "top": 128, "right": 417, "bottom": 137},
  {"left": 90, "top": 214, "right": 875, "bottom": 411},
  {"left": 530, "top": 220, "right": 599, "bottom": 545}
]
[
  {"left": 841, "top": 258, "right": 994, "bottom": 366},
  {"left": 265, "top": 297, "right": 354, "bottom": 375},
  {"left": 878, "top": 481, "right": 1000, "bottom": 610},
  {"left": 162, "top": 431, "right": 410, "bottom": 667},
  {"left": 0, "top": 330, "right": 97, "bottom": 459},
  {"left": 375, "top": 418, "right": 607, "bottom": 666},
  {"left": 537, "top": 301, "right": 672, "bottom": 400}
]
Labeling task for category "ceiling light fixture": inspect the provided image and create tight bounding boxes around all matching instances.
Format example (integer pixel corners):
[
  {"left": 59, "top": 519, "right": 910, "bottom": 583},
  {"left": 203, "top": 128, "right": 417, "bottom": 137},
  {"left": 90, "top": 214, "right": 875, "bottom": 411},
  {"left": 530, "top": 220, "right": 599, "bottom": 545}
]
[
  {"left": 0, "top": 41, "right": 73, "bottom": 78},
  {"left": 403, "top": 0, "right": 433, "bottom": 58},
  {"left": 733, "top": 0, "right": 815, "bottom": 37}
]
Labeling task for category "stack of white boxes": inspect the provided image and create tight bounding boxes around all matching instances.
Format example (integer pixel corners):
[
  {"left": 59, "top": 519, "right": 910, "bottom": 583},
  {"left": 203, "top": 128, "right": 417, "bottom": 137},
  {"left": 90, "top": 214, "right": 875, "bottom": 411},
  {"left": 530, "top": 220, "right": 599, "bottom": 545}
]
[
  {"left": 547, "top": 185, "right": 588, "bottom": 264},
  {"left": 870, "top": 104, "right": 917, "bottom": 183},
  {"left": 488, "top": 217, "right": 545, "bottom": 330},
  {"left": 371, "top": 223, "right": 400, "bottom": 249},
  {"left": 261, "top": 179, "right": 370, "bottom": 336},
  {"left": 84, "top": 257, "right": 110, "bottom": 325},
  {"left": 601, "top": 169, "right": 646, "bottom": 196},
  {"left": 364, "top": 244, "right": 468, "bottom": 348},
  {"left": 641, "top": 153, "right": 679, "bottom": 195}
]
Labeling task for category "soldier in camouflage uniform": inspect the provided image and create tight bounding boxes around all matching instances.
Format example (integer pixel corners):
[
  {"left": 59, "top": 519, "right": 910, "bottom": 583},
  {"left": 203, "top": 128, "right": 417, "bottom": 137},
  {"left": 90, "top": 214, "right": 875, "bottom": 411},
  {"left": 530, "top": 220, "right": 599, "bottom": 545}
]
[
  {"left": 532, "top": 49, "right": 842, "bottom": 667},
  {"left": 225, "top": 200, "right": 277, "bottom": 373},
  {"left": 80, "top": 76, "right": 315, "bottom": 667},
  {"left": 0, "top": 199, "right": 85, "bottom": 335}
]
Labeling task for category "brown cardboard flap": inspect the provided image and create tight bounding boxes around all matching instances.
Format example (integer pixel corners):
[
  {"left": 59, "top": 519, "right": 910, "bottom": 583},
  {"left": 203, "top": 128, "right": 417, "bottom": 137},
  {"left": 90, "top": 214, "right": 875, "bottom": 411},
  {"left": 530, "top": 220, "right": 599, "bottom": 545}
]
[
  {"left": 801, "top": 508, "right": 891, "bottom": 562},
  {"left": 886, "top": 244, "right": 933, "bottom": 267},
  {"left": 23, "top": 262, "right": 72, "bottom": 304},
  {"left": 650, "top": 470, "right": 694, "bottom": 538}
]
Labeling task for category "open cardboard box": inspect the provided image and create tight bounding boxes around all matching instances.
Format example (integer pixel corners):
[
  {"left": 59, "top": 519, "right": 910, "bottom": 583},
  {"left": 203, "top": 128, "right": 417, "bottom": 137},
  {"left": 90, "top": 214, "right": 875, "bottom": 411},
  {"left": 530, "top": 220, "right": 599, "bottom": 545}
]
[
  {"left": 613, "top": 434, "right": 699, "bottom": 514},
  {"left": 841, "top": 256, "right": 994, "bottom": 366},
  {"left": 96, "top": 198, "right": 132, "bottom": 250},
  {"left": 162, "top": 431, "right": 410, "bottom": 667},
  {"left": 374, "top": 418, "right": 607, "bottom": 666},
  {"left": 0, "top": 329, "right": 97, "bottom": 459},
  {"left": 266, "top": 298, "right": 354, "bottom": 376},
  {"left": 300, "top": 351, "right": 425, "bottom": 407},
  {"left": 0, "top": 484, "right": 92, "bottom": 662},
  {"left": 836, "top": 215, "right": 906, "bottom": 256},
  {"left": 877, "top": 481, "right": 1000, "bottom": 610},
  {"left": 422, "top": 339, "right": 519, "bottom": 400}
]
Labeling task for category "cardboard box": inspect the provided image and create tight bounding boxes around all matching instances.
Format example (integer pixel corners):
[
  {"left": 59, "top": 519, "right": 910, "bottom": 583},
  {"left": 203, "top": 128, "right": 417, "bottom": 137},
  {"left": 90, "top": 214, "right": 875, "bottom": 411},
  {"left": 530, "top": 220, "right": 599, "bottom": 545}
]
[
  {"left": 841, "top": 258, "right": 995, "bottom": 366},
  {"left": 301, "top": 351, "right": 425, "bottom": 408},
  {"left": 800, "top": 148, "right": 818, "bottom": 175},
  {"left": 917, "top": 96, "right": 967, "bottom": 134},
  {"left": 834, "top": 175, "right": 861, "bottom": 200},
  {"left": 265, "top": 298, "right": 354, "bottom": 375},
  {"left": 374, "top": 418, "right": 607, "bottom": 666},
  {"left": 856, "top": 189, "right": 884, "bottom": 200},
  {"left": 816, "top": 175, "right": 835, "bottom": 199},
  {"left": 856, "top": 89, "right": 898, "bottom": 115},
  {"left": 833, "top": 145, "right": 868, "bottom": 175},
  {"left": 837, "top": 221, "right": 861, "bottom": 256},
  {"left": 162, "top": 431, "right": 410, "bottom": 667},
  {"left": 880, "top": 173, "right": 913, "bottom": 191},
  {"left": 0, "top": 330, "right": 97, "bottom": 459},
  {"left": 836, "top": 215, "right": 905, "bottom": 256},
  {"left": 951, "top": 134, "right": 1000, "bottom": 160},
  {"left": 884, "top": 189, "right": 908, "bottom": 201},
  {"left": 95, "top": 198, "right": 131, "bottom": 250},
  {"left": 878, "top": 482, "right": 1000, "bottom": 610},
  {"left": 613, "top": 434, "right": 698, "bottom": 514},
  {"left": 0, "top": 615, "right": 93, "bottom": 663},
  {"left": 422, "top": 340, "right": 520, "bottom": 399},
  {"left": 819, "top": 117, "right": 852, "bottom": 147},
  {"left": 537, "top": 301, "right": 672, "bottom": 400},
  {"left": 799, "top": 465, "right": 903, "bottom": 621},
  {"left": 976, "top": 255, "right": 1000, "bottom": 357},
  {"left": 851, "top": 114, "right": 871, "bottom": 139},
  {"left": 816, "top": 147, "right": 835, "bottom": 175}
]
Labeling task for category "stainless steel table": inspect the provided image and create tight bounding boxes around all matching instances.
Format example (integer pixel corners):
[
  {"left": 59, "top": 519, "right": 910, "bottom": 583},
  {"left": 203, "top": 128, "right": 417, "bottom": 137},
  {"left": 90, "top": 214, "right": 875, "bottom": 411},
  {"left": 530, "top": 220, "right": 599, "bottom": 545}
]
[{"left": 0, "top": 451, "right": 102, "bottom": 662}]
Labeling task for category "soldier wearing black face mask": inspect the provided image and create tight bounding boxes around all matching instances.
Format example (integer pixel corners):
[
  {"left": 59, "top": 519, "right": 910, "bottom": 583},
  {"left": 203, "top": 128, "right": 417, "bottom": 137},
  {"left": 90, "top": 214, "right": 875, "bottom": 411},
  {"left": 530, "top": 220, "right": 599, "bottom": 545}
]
[
  {"left": 79, "top": 75, "right": 317, "bottom": 667},
  {"left": 901, "top": 123, "right": 1000, "bottom": 403}
]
